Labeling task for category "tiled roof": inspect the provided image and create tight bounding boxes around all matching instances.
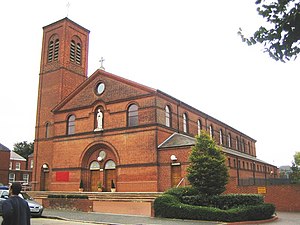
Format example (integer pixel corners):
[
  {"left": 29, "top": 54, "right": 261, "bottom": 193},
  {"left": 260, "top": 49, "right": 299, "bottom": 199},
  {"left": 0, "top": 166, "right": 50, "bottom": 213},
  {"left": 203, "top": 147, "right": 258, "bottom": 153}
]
[
  {"left": 0, "top": 143, "right": 10, "bottom": 152},
  {"left": 10, "top": 151, "right": 26, "bottom": 161}
]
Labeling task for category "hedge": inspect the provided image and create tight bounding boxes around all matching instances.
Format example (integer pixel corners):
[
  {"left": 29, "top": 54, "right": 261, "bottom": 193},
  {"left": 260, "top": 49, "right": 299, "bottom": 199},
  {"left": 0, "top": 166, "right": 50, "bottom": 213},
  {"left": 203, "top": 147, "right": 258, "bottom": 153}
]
[
  {"left": 182, "top": 193, "right": 264, "bottom": 209},
  {"left": 154, "top": 194, "right": 275, "bottom": 222}
]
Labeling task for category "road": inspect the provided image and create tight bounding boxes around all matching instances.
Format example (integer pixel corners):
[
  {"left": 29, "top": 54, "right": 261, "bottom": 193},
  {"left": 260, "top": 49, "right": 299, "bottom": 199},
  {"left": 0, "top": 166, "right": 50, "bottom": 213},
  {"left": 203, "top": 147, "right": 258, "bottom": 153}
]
[{"left": 0, "top": 211, "right": 300, "bottom": 225}]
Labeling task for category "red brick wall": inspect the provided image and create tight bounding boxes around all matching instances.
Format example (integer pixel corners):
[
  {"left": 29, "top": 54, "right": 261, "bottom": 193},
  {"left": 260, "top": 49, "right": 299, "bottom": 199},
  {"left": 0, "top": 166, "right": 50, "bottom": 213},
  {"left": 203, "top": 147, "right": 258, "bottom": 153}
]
[
  {"left": 225, "top": 180, "right": 300, "bottom": 212},
  {"left": 0, "top": 151, "right": 10, "bottom": 185}
]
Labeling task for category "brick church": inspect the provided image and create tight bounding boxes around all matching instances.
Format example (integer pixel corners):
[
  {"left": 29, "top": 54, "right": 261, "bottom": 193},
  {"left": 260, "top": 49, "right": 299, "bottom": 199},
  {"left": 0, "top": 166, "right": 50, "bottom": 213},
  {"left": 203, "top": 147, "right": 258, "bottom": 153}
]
[{"left": 32, "top": 18, "right": 277, "bottom": 192}]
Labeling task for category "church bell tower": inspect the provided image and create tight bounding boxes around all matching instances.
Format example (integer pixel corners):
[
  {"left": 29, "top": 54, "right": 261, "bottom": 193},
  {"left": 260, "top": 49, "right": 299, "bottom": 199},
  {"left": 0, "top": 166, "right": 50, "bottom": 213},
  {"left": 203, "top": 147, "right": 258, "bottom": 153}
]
[{"left": 33, "top": 18, "right": 90, "bottom": 190}]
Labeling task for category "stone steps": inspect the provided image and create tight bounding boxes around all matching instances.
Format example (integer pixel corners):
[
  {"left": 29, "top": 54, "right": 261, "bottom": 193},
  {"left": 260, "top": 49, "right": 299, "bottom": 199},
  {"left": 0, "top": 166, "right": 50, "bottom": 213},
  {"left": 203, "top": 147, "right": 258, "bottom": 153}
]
[{"left": 28, "top": 191, "right": 161, "bottom": 202}]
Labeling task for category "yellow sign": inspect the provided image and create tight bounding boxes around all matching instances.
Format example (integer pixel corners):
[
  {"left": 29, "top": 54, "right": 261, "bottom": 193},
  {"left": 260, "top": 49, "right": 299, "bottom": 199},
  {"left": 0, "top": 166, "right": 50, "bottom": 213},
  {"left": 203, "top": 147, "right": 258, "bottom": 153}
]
[{"left": 257, "top": 187, "right": 267, "bottom": 194}]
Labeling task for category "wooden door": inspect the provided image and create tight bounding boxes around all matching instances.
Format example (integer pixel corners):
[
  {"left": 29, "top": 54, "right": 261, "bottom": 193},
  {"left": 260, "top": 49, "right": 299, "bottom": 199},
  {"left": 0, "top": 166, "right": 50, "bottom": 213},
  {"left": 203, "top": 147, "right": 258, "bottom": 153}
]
[
  {"left": 105, "top": 169, "right": 116, "bottom": 191},
  {"left": 171, "top": 165, "right": 181, "bottom": 187},
  {"left": 90, "top": 170, "right": 100, "bottom": 192}
]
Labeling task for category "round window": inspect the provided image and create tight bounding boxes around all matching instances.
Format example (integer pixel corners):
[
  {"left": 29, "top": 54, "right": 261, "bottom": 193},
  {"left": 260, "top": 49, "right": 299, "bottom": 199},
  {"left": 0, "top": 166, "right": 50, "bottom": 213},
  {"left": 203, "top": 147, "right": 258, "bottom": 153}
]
[{"left": 96, "top": 83, "right": 105, "bottom": 95}]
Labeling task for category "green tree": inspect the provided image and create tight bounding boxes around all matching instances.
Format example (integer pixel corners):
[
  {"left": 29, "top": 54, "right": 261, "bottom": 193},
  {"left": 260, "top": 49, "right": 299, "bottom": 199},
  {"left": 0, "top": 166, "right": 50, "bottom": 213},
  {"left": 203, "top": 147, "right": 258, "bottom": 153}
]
[
  {"left": 187, "top": 130, "right": 229, "bottom": 196},
  {"left": 238, "top": 0, "right": 300, "bottom": 62},
  {"left": 13, "top": 141, "right": 34, "bottom": 160},
  {"left": 294, "top": 151, "right": 300, "bottom": 166},
  {"left": 290, "top": 151, "right": 300, "bottom": 183}
]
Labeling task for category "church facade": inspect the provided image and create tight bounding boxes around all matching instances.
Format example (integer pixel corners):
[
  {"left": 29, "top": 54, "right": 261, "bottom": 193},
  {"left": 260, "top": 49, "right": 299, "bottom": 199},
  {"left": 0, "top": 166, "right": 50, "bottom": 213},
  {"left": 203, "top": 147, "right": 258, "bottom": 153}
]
[{"left": 32, "top": 18, "right": 277, "bottom": 192}]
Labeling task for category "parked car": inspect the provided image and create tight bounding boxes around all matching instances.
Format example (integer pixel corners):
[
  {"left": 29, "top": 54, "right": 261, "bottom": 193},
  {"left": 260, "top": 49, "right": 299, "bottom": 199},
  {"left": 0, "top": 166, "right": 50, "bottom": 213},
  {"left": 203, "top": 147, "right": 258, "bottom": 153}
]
[
  {"left": 0, "top": 190, "right": 43, "bottom": 217},
  {"left": 0, "top": 186, "right": 9, "bottom": 190}
]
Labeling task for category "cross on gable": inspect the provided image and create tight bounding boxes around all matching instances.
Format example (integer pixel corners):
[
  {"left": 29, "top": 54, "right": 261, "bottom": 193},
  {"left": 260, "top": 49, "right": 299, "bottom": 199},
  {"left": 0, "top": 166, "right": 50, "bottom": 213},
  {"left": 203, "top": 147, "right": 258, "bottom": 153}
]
[{"left": 99, "top": 57, "right": 105, "bottom": 70}]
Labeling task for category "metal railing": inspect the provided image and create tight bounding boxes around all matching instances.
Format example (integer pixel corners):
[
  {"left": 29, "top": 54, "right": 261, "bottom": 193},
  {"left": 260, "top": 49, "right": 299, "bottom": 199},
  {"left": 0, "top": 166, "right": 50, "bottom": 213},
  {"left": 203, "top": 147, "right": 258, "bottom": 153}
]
[{"left": 238, "top": 178, "right": 291, "bottom": 186}]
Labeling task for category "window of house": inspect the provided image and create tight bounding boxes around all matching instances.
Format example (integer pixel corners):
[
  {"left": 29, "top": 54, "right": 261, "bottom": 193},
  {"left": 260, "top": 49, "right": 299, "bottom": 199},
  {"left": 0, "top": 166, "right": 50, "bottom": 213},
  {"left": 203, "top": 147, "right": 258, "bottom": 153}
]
[
  {"left": 228, "top": 158, "right": 231, "bottom": 167},
  {"left": 165, "top": 105, "right": 171, "bottom": 127},
  {"left": 197, "top": 119, "right": 202, "bottom": 136},
  {"left": 9, "top": 173, "right": 15, "bottom": 183},
  {"left": 67, "top": 115, "right": 76, "bottom": 135},
  {"left": 219, "top": 129, "right": 223, "bottom": 145},
  {"left": 228, "top": 133, "right": 231, "bottom": 148},
  {"left": 128, "top": 104, "right": 138, "bottom": 127},
  {"left": 209, "top": 125, "right": 214, "bottom": 138},
  {"left": 30, "top": 160, "right": 34, "bottom": 169},
  {"left": 15, "top": 162, "right": 20, "bottom": 170},
  {"left": 183, "top": 113, "right": 188, "bottom": 133},
  {"left": 23, "top": 174, "right": 29, "bottom": 183},
  {"left": 233, "top": 159, "right": 236, "bottom": 168},
  {"left": 9, "top": 162, "right": 12, "bottom": 170}
]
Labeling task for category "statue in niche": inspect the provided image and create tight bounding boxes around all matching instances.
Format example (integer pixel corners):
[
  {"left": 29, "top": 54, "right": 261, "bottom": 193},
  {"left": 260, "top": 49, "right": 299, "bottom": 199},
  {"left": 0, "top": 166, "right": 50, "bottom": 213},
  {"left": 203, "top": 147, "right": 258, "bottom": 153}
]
[{"left": 94, "top": 109, "right": 103, "bottom": 131}]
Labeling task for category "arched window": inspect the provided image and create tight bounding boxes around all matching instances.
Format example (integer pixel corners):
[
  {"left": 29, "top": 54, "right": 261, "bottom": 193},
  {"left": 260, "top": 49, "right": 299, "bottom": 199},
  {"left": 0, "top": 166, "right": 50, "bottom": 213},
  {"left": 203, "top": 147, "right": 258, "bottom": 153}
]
[
  {"left": 248, "top": 142, "right": 251, "bottom": 155},
  {"left": 197, "top": 119, "right": 202, "bottom": 135},
  {"left": 105, "top": 160, "right": 116, "bottom": 169},
  {"left": 128, "top": 104, "right": 138, "bottom": 127},
  {"left": 70, "top": 39, "right": 82, "bottom": 64},
  {"left": 241, "top": 139, "right": 245, "bottom": 152},
  {"left": 219, "top": 129, "right": 223, "bottom": 145},
  {"left": 67, "top": 115, "right": 75, "bottom": 135},
  {"left": 227, "top": 133, "right": 231, "bottom": 148},
  {"left": 209, "top": 125, "right": 214, "bottom": 138},
  {"left": 89, "top": 161, "right": 100, "bottom": 170},
  {"left": 183, "top": 113, "right": 188, "bottom": 133},
  {"left": 236, "top": 136, "right": 239, "bottom": 150},
  {"left": 48, "top": 38, "right": 59, "bottom": 63},
  {"left": 45, "top": 122, "right": 50, "bottom": 138},
  {"left": 165, "top": 105, "right": 171, "bottom": 127}
]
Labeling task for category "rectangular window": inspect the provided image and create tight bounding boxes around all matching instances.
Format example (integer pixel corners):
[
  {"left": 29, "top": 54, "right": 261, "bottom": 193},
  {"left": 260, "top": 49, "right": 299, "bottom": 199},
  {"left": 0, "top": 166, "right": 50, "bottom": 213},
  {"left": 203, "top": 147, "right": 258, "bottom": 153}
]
[
  {"left": 23, "top": 174, "right": 29, "bottom": 183},
  {"left": 9, "top": 173, "right": 15, "bottom": 183},
  {"left": 9, "top": 162, "right": 12, "bottom": 170},
  {"left": 30, "top": 160, "right": 34, "bottom": 169},
  {"left": 15, "top": 162, "right": 21, "bottom": 170}
]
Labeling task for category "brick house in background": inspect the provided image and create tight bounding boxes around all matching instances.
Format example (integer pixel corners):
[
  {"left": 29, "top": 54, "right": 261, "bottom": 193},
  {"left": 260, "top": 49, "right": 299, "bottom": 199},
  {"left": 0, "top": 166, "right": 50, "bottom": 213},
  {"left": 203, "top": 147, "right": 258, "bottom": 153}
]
[
  {"left": 0, "top": 143, "right": 10, "bottom": 185},
  {"left": 9, "top": 151, "right": 32, "bottom": 185},
  {"left": 32, "top": 18, "right": 277, "bottom": 192}
]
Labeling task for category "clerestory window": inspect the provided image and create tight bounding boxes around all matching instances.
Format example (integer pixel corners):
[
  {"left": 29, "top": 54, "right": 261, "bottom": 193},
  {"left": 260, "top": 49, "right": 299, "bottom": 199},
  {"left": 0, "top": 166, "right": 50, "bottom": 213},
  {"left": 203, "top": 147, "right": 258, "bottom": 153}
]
[{"left": 128, "top": 104, "right": 138, "bottom": 127}]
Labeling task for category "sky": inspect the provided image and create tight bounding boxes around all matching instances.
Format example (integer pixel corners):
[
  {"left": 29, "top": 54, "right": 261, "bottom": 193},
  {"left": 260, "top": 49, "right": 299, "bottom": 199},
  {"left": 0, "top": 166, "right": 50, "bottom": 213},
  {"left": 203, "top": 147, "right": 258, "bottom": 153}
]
[{"left": 0, "top": 1, "right": 299, "bottom": 167}]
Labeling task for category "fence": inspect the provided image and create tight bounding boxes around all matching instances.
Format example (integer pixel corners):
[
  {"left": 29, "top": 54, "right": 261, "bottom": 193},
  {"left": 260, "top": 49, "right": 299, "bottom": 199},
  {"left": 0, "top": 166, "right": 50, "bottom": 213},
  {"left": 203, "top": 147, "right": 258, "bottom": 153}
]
[{"left": 238, "top": 178, "right": 291, "bottom": 186}]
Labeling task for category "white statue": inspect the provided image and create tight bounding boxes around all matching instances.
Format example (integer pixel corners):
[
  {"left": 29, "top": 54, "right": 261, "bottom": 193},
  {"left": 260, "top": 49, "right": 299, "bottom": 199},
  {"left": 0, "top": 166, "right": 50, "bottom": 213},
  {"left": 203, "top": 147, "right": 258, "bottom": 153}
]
[{"left": 95, "top": 109, "right": 103, "bottom": 131}]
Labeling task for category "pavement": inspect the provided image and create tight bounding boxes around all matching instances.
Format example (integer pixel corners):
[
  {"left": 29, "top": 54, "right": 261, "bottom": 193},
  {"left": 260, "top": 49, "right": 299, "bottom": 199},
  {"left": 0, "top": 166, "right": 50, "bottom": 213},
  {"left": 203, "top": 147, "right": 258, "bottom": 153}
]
[{"left": 1, "top": 209, "right": 300, "bottom": 225}]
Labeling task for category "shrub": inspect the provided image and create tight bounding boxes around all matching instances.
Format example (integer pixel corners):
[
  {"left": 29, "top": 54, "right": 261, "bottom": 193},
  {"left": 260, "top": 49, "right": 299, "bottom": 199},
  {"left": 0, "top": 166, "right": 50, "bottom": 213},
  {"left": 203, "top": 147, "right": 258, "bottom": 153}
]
[
  {"left": 154, "top": 193, "right": 275, "bottom": 222},
  {"left": 164, "top": 186, "right": 198, "bottom": 200}
]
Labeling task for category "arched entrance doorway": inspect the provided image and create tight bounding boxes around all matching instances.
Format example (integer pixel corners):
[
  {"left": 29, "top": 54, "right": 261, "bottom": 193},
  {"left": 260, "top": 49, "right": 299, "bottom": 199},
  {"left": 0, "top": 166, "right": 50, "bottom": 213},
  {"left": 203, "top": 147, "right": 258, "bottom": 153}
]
[
  {"left": 81, "top": 143, "right": 119, "bottom": 192},
  {"left": 104, "top": 160, "right": 116, "bottom": 191}
]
